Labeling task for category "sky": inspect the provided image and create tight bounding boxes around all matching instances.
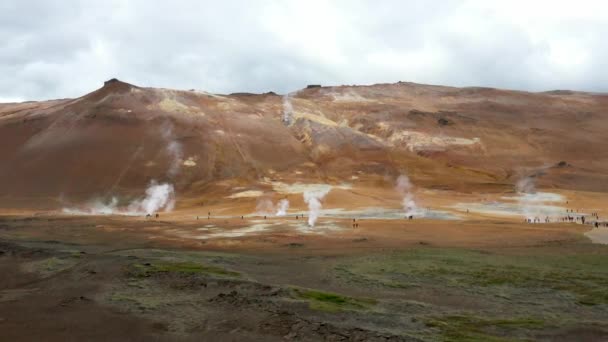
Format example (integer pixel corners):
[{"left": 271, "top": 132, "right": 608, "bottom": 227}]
[{"left": 1, "top": 0, "right": 607, "bottom": 102}]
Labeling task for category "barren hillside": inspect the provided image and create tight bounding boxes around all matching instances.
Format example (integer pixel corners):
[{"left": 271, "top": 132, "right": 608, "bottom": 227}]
[{"left": 1, "top": 79, "right": 607, "bottom": 209}]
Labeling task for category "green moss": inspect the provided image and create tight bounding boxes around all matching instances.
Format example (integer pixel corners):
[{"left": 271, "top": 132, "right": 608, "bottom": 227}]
[
  {"left": 111, "top": 248, "right": 237, "bottom": 260},
  {"left": 109, "top": 293, "right": 161, "bottom": 310},
  {"left": 130, "top": 261, "right": 240, "bottom": 278},
  {"left": 425, "top": 315, "right": 545, "bottom": 342},
  {"left": 292, "top": 287, "right": 376, "bottom": 312},
  {"left": 335, "top": 265, "right": 418, "bottom": 289},
  {"left": 335, "top": 247, "right": 608, "bottom": 305},
  {"left": 23, "top": 256, "right": 79, "bottom": 277}
]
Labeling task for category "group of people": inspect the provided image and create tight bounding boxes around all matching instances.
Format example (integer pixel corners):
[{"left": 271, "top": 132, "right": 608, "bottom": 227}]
[
  {"left": 195, "top": 212, "right": 212, "bottom": 220},
  {"left": 526, "top": 216, "right": 551, "bottom": 223},
  {"left": 589, "top": 212, "right": 607, "bottom": 228},
  {"left": 192, "top": 205, "right": 605, "bottom": 230},
  {"left": 198, "top": 213, "right": 312, "bottom": 220},
  {"left": 523, "top": 207, "right": 608, "bottom": 228},
  {"left": 559, "top": 216, "right": 582, "bottom": 223},
  {"left": 556, "top": 210, "right": 607, "bottom": 228}
]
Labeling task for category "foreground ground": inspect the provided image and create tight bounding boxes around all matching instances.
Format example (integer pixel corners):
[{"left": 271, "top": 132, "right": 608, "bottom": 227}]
[{"left": 1, "top": 213, "right": 607, "bottom": 341}]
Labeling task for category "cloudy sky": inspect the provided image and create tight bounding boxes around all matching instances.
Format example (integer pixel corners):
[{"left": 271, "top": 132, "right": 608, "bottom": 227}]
[{"left": 1, "top": 0, "right": 607, "bottom": 101}]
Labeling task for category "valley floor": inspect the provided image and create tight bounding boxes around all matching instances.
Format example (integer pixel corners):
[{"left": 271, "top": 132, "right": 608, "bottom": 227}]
[{"left": 1, "top": 213, "right": 608, "bottom": 341}]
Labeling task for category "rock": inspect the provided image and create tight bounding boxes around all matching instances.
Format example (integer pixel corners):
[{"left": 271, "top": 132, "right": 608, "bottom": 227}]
[
  {"left": 438, "top": 118, "right": 450, "bottom": 126},
  {"left": 104, "top": 78, "right": 121, "bottom": 85}
]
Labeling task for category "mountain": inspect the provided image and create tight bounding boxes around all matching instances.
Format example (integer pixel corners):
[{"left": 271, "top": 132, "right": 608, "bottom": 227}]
[{"left": 1, "top": 79, "right": 607, "bottom": 209}]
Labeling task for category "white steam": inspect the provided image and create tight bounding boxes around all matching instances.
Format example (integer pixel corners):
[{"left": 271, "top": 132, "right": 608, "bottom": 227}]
[
  {"left": 515, "top": 176, "right": 565, "bottom": 222},
  {"left": 303, "top": 188, "right": 331, "bottom": 227},
  {"left": 516, "top": 177, "right": 539, "bottom": 220},
  {"left": 63, "top": 122, "right": 181, "bottom": 216},
  {"left": 255, "top": 197, "right": 291, "bottom": 216},
  {"left": 275, "top": 199, "right": 290, "bottom": 216},
  {"left": 62, "top": 181, "right": 175, "bottom": 216},
  {"left": 128, "top": 181, "right": 175, "bottom": 215},
  {"left": 516, "top": 177, "right": 535, "bottom": 194},
  {"left": 255, "top": 197, "right": 275, "bottom": 215},
  {"left": 62, "top": 197, "right": 119, "bottom": 215},
  {"left": 282, "top": 91, "right": 298, "bottom": 125},
  {"left": 396, "top": 174, "right": 417, "bottom": 216},
  {"left": 161, "top": 122, "right": 183, "bottom": 177}
]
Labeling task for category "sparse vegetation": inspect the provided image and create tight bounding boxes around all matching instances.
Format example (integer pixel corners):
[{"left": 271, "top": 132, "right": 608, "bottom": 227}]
[
  {"left": 336, "top": 247, "right": 608, "bottom": 306},
  {"left": 130, "top": 261, "right": 240, "bottom": 278},
  {"left": 21, "top": 256, "right": 79, "bottom": 277},
  {"left": 109, "top": 293, "right": 162, "bottom": 311},
  {"left": 291, "top": 287, "right": 376, "bottom": 312},
  {"left": 425, "top": 315, "right": 545, "bottom": 342}
]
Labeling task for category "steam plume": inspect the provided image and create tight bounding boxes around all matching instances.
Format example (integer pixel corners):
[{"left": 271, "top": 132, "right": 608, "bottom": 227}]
[
  {"left": 516, "top": 177, "right": 535, "bottom": 194},
  {"left": 516, "top": 177, "right": 537, "bottom": 220},
  {"left": 161, "top": 122, "right": 183, "bottom": 177},
  {"left": 63, "top": 181, "right": 175, "bottom": 216},
  {"left": 63, "top": 121, "right": 181, "bottom": 216},
  {"left": 255, "top": 197, "right": 275, "bottom": 215},
  {"left": 128, "top": 181, "right": 175, "bottom": 215},
  {"left": 62, "top": 197, "right": 119, "bottom": 215},
  {"left": 275, "top": 199, "right": 290, "bottom": 216},
  {"left": 282, "top": 91, "right": 299, "bottom": 125},
  {"left": 396, "top": 174, "right": 417, "bottom": 216},
  {"left": 303, "top": 188, "right": 331, "bottom": 227}
]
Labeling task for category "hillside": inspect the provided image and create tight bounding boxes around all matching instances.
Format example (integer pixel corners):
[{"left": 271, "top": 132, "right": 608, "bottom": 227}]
[{"left": 1, "top": 79, "right": 607, "bottom": 209}]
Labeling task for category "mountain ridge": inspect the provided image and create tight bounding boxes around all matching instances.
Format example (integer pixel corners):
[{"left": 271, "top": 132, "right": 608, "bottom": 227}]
[{"left": 1, "top": 79, "right": 607, "bottom": 210}]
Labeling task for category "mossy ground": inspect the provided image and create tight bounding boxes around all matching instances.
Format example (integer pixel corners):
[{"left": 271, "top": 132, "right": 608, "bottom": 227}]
[
  {"left": 336, "top": 247, "right": 608, "bottom": 305},
  {"left": 291, "top": 287, "right": 376, "bottom": 312},
  {"left": 424, "top": 315, "right": 545, "bottom": 342},
  {"left": 335, "top": 246, "right": 608, "bottom": 340},
  {"left": 129, "top": 261, "right": 240, "bottom": 278},
  {"left": 21, "top": 255, "right": 80, "bottom": 277}
]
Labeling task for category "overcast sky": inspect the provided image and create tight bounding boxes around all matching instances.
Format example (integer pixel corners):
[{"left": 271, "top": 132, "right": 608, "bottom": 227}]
[{"left": 1, "top": 0, "right": 607, "bottom": 102}]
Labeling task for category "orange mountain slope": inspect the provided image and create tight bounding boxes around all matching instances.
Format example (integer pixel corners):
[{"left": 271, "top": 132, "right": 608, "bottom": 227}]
[{"left": 1, "top": 79, "right": 607, "bottom": 209}]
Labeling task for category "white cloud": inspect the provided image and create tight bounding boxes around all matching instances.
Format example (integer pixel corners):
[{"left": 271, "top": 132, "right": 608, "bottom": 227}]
[
  {"left": 1, "top": 0, "right": 607, "bottom": 102},
  {"left": 0, "top": 96, "right": 24, "bottom": 103}
]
